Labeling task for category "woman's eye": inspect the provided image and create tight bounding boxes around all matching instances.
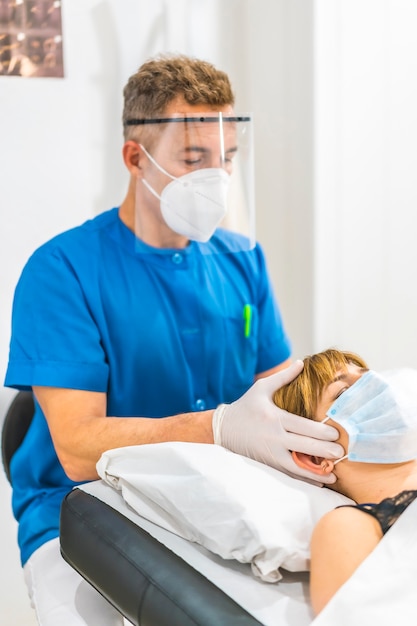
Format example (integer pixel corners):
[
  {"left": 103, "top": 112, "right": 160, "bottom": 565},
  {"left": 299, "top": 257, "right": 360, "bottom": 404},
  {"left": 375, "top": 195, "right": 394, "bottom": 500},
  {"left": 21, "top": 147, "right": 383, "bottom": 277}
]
[{"left": 335, "top": 386, "right": 349, "bottom": 400}]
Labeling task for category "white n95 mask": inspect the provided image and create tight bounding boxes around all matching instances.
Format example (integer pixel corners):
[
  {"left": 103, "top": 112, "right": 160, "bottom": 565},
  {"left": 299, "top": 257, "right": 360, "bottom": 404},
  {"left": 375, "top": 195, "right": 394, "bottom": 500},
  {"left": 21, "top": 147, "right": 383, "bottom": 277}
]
[
  {"left": 140, "top": 145, "right": 229, "bottom": 242},
  {"left": 323, "top": 369, "right": 417, "bottom": 463}
]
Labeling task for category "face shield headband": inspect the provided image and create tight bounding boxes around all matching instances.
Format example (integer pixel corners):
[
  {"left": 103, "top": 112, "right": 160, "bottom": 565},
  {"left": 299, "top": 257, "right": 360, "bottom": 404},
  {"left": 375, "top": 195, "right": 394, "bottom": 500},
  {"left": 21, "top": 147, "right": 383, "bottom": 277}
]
[
  {"left": 322, "top": 369, "right": 417, "bottom": 464},
  {"left": 125, "top": 114, "right": 255, "bottom": 254}
]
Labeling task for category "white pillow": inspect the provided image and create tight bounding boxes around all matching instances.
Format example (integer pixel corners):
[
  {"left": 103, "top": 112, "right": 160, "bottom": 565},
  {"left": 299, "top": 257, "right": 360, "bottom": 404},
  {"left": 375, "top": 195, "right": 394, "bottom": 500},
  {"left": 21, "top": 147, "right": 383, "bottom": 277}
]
[{"left": 97, "top": 442, "right": 353, "bottom": 582}]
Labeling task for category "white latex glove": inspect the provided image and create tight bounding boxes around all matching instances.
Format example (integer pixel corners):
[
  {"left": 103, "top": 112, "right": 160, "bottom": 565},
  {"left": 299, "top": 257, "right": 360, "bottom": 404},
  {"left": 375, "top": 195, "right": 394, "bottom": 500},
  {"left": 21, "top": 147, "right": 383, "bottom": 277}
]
[{"left": 212, "top": 361, "right": 344, "bottom": 486}]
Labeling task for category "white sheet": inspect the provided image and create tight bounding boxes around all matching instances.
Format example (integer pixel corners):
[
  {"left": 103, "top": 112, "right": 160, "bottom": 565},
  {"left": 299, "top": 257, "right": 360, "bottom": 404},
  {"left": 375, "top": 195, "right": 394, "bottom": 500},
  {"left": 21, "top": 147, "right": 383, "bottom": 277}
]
[
  {"left": 80, "top": 480, "right": 315, "bottom": 626},
  {"left": 96, "top": 443, "right": 353, "bottom": 582}
]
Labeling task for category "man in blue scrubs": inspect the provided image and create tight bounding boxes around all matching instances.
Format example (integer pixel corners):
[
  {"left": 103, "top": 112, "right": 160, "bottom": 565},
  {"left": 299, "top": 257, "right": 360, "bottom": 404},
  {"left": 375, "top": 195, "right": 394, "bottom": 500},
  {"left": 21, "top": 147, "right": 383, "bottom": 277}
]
[{"left": 5, "top": 54, "right": 342, "bottom": 624}]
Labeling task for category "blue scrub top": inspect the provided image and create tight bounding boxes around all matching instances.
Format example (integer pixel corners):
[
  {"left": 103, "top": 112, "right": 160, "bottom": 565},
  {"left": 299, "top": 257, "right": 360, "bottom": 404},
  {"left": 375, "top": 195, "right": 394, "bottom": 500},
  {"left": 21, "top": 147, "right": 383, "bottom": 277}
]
[{"left": 5, "top": 208, "right": 291, "bottom": 565}]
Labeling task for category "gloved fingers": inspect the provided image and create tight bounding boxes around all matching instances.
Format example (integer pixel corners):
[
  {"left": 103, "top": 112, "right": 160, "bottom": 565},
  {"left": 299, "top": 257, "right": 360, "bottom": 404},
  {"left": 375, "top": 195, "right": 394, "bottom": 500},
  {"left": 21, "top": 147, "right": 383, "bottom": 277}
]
[
  {"left": 280, "top": 411, "right": 340, "bottom": 442},
  {"left": 284, "top": 468, "right": 337, "bottom": 487},
  {"left": 257, "top": 360, "right": 304, "bottom": 393},
  {"left": 283, "top": 432, "right": 345, "bottom": 459},
  {"left": 291, "top": 467, "right": 337, "bottom": 486}
]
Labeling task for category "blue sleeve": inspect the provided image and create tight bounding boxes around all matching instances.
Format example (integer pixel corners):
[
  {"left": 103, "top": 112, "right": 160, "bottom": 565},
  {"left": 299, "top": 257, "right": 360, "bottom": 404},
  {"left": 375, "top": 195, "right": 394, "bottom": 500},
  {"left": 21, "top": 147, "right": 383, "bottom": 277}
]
[{"left": 5, "top": 244, "right": 109, "bottom": 392}]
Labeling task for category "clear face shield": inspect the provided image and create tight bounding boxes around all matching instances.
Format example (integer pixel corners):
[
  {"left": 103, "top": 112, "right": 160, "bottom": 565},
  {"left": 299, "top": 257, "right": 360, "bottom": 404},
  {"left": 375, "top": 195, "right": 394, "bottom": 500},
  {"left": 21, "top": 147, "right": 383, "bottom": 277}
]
[{"left": 129, "top": 113, "right": 255, "bottom": 253}]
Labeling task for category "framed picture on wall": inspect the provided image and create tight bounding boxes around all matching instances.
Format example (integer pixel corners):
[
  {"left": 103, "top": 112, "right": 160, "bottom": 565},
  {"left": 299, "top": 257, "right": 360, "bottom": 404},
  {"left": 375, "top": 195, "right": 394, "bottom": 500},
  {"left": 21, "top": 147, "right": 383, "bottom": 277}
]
[{"left": 0, "top": 0, "right": 64, "bottom": 77}]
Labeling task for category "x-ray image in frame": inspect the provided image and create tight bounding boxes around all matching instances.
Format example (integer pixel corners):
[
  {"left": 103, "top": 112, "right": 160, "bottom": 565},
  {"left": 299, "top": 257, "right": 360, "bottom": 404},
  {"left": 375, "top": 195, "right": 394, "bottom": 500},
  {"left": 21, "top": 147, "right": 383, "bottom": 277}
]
[{"left": 0, "top": 0, "right": 64, "bottom": 77}]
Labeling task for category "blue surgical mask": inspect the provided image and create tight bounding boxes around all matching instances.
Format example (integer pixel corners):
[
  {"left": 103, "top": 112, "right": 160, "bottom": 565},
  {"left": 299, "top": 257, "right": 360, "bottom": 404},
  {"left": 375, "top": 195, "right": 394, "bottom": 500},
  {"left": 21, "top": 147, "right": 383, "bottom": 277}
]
[{"left": 322, "top": 369, "right": 417, "bottom": 463}]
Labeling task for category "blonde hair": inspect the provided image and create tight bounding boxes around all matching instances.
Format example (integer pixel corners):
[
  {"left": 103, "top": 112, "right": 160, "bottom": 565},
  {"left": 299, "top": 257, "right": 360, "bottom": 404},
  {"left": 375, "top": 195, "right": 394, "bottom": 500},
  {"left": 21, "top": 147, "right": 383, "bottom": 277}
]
[
  {"left": 122, "top": 54, "right": 235, "bottom": 141},
  {"left": 273, "top": 349, "right": 368, "bottom": 420}
]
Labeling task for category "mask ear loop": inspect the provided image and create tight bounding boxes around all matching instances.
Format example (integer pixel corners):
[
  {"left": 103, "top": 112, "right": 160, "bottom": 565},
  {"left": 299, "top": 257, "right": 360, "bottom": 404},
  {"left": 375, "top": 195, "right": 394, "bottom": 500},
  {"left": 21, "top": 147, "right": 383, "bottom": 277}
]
[
  {"left": 141, "top": 178, "right": 162, "bottom": 201},
  {"left": 140, "top": 144, "right": 177, "bottom": 181},
  {"left": 139, "top": 144, "right": 179, "bottom": 202},
  {"left": 333, "top": 454, "right": 348, "bottom": 465},
  {"left": 321, "top": 415, "right": 348, "bottom": 465}
]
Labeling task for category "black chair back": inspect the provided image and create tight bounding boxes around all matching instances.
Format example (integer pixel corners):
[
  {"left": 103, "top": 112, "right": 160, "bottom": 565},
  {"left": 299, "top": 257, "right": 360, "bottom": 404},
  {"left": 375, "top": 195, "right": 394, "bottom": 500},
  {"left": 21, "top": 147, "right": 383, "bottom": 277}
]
[{"left": 1, "top": 391, "right": 35, "bottom": 483}]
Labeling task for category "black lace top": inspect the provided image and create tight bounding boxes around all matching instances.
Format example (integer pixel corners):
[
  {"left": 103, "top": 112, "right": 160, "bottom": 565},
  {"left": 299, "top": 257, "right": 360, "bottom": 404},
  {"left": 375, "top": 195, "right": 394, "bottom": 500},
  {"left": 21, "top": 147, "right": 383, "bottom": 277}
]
[{"left": 343, "top": 490, "right": 417, "bottom": 535}]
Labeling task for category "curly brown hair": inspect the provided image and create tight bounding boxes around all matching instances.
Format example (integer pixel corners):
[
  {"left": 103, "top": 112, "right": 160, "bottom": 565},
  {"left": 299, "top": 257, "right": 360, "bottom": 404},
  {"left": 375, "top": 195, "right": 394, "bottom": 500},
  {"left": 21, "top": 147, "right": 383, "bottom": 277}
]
[
  {"left": 273, "top": 348, "right": 368, "bottom": 420},
  {"left": 122, "top": 54, "right": 235, "bottom": 141}
]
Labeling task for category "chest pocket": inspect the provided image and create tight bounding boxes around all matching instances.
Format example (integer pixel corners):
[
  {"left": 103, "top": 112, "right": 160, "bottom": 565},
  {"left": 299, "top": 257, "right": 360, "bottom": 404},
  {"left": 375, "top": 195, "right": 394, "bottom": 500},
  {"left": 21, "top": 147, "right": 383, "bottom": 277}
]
[{"left": 222, "top": 306, "right": 259, "bottom": 399}]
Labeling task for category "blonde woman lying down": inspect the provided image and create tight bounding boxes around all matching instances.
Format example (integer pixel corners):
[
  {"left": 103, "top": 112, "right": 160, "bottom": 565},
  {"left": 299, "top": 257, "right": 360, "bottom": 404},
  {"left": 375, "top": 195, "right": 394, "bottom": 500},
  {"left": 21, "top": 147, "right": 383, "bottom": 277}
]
[{"left": 273, "top": 348, "right": 417, "bottom": 614}]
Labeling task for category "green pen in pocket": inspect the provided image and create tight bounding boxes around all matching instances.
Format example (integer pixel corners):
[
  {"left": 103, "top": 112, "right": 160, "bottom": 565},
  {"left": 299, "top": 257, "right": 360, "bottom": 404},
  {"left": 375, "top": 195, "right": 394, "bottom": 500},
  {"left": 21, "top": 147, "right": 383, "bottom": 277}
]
[{"left": 243, "top": 304, "right": 252, "bottom": 338}]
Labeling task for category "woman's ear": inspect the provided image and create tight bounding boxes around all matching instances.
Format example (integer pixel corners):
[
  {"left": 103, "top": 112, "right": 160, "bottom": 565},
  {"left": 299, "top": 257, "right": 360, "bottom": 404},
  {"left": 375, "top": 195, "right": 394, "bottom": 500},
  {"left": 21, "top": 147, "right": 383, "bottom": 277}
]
[{"left": 291, "top": 451, "right": 335, "bottom": 476}]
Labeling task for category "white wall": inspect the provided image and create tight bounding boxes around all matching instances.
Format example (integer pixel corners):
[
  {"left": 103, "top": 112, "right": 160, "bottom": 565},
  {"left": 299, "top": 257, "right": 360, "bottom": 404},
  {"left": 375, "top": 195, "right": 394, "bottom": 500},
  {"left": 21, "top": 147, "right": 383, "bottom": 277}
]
[
  {"left": 314, "top": 0, "right": 417, "bottom": 369},
  {"left": 2, "top": 0, "right": 417, "bottom": 621}
]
